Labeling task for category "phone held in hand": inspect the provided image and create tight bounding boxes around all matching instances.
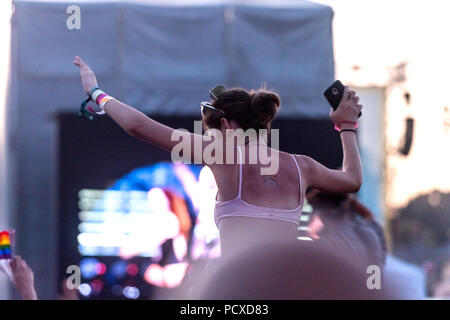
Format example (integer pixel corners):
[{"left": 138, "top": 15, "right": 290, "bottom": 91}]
[
  {"left": 323, "top": 80, "right": 345, "bottom": 110},
  {"left": 323, "top": 80, "right": 361, "bottom": 118}
]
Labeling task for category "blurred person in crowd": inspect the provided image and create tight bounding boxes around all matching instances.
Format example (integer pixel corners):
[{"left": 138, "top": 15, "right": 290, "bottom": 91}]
[
  {"left": 9, "top": 255, "right": 38, "bottom": 300},
  {"left": 175, "top": 238, "right": 388, "bottom": 300},
  {"left": 305, "top": 189, "right": 428, "bottom": 299},
  {"left": 74, "top": 56, "right": 363, "bottom": 258},
  {"left": 390, "top": 191, "right": 450, "bottom": 266},
  {"left": 4, "top": 256, "right": 80, "bottom": 300},
  {"left": 383, "top": 254, "right": 426, "bottom": 300},
  {"left": 57, "top": 278, "right": 79, "bottom": 300},
  {"left": 306, "top": 189, "right": 387, "bottom": 268},
  {"left": 426, "top": 251, "right": 450, "bottom": 299}
]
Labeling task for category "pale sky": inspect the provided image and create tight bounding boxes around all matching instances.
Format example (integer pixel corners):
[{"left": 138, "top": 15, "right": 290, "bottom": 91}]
[{"left": 315, "top": 0, "right": 450, "bottom": 210}]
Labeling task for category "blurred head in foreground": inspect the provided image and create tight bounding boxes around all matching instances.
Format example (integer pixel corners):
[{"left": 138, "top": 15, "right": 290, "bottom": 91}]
[{"left": 175, "top": 239, "right": 391, "bottom": 300}]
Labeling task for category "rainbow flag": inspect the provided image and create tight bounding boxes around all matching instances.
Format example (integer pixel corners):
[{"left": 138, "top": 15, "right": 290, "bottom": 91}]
[
  {"left": 0, "top": 231, "right": 11, "bottom": 259},
  {"left": 0, "top": 230, "right": 13, "bottom": 281}
]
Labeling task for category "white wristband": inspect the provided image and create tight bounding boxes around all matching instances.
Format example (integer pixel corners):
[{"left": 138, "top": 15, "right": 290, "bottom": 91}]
[
  {"left": 99, "top": 96, "right": 115, "bottom": 109},
  {"left": 91, "top": 89, "right": 105, "bottom": 103},
  {"left": 90, "top": 88, "right": 115, "bottom": 112}
]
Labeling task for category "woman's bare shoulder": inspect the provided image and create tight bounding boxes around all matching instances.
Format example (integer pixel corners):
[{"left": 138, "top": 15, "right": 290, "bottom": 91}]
[{"left": 292, "top": 153, "right": 314, "bottom": 168}]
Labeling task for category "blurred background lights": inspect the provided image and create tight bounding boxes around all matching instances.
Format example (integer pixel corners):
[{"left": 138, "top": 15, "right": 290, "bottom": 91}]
[
  {"left": 122, "top": 286, "right": 140, "bottom": 300},
  {"left": 90, "top": 279, "right": 104, "bottom": 295},
  {"left": 104, "top": 271, "right": 116, "bottom": 285},
  {"left": 112, "top": 284, "right": 122, "bottom": 296},
  {"left": 80, "top": 258, "right": 100, "bottom": 279},
  {"left": 111, "top": 261, "right": 128, "bottom": 279},
  {"left": 95, "top": 262, "right": 107, "bottom": 275},
  {"left": 78, "top": 283, "right": 92, "bottom": 297},
  {"left": 126, "top": 263, "right": 139, "bottom": 277}
]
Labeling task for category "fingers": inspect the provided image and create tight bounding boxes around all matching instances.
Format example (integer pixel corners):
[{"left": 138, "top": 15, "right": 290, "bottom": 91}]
[
  {"left": 10, "top": 255, "right": 30, "bottom": 272},
  {"left": 342, "top": 87, "right": 351, "bottom": 101},
  {"left": 73, "top": 56, "right": 82, "bottom": 67},
  {"left": 73, "top": 56, "right": 89, "bottom": 70},
  {"left": 22, "top": 259, "right": 30, "bottom": 270},
  {"left": 11, "top": 255, "right": 22, "bottom": 267},
  {"left": 341, "top": 87, "right": 361, "bottom": 110},
  {"left": 10, "top": 257, "right": 17, "bottom": 269},
  {"left": 348, "top": 91, "right": 355, "bottom": 100},
  {"left": 346, "top": 88, "right": 360, "bottom": 106}
]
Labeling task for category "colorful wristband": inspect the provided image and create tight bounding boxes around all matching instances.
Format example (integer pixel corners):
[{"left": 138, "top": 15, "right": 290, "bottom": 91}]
[
  {"left": 90, "top": 88, "right": 115, "bottom": 111},
  {"left": 98, "top": 95, "right": 115, "bottom": 109},
  {"left": 91, "top": 89, "right": 104, "bottom": 104},
  {"left": 96, "top": 93, "right": 108, "bottom": 105},
  {"left": 334, "top": 121, "right": 359, "bottom": 131}
]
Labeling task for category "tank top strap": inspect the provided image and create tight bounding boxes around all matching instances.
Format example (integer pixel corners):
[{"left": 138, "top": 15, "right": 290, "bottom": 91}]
[
  {"left": 237, "top": 146, "right": 243, "bottom": 197},
  {"left": 290, "top": 154, "right": 303, "bottom": 205}
]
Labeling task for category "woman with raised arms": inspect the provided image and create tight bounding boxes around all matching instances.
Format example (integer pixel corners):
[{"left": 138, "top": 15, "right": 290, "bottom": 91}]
[{"left": 74, "top": 56, "right": 362, "bottom": 257}]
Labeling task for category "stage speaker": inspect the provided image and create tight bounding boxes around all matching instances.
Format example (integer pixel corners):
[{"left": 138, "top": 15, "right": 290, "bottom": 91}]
[{"left": 399, "top": 117, "right": 414, "bottom": 156}]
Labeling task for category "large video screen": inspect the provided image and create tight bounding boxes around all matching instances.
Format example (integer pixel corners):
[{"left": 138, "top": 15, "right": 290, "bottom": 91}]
[{"left": 58, "top": 114, "right": 340, "bottom": 299}]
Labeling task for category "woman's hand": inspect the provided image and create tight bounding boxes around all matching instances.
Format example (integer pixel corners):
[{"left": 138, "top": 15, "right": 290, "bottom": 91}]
[
  {"left": 73, "top": 56, "right": 98, "bottom": 95},
  {"left": 329, "top": 87, "right": 362, "bottom": 127}
]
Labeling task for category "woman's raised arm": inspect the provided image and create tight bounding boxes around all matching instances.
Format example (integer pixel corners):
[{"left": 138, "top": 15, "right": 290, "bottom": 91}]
[
  {"left": 298, "top": 87, "right": 363, "bottom": 193},
  {"left": 74, "top": 56, "right": 205, "bottom": 157}
]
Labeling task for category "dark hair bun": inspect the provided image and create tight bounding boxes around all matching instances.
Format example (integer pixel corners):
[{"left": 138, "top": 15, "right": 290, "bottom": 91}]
[{"left": 250, "top": 90, "right": 280, "bottom": 129}]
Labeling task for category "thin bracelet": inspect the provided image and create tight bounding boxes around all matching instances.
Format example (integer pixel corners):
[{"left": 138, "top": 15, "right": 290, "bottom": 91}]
[{"left": 339, "top": 129, "right": 356, "bottom": 135}]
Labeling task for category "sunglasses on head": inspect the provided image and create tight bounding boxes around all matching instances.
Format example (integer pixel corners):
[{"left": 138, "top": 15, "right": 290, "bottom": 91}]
[
  {"left": 200, "top": 84, "right": 227, "bottom": 117},
  {"left": 200, "top": 101, "right": 225, "bottom": 117}
]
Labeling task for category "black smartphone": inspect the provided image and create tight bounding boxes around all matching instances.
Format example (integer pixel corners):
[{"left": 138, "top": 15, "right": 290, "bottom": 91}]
[{"left": 323, "top": 80, "right": 361, "bottom": 117}]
